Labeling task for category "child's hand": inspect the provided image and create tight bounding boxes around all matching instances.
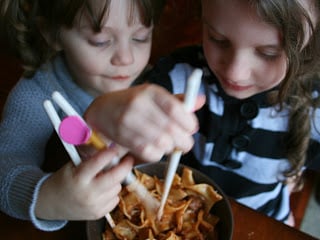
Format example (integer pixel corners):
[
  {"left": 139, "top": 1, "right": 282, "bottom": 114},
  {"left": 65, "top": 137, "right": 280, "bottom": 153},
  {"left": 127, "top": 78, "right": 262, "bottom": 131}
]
[
  {"left": 84, "top": 84, "right": 205, "bottom": 162},
  {"left": 35, "top": 148, "right": 134, "bottom": 220}
]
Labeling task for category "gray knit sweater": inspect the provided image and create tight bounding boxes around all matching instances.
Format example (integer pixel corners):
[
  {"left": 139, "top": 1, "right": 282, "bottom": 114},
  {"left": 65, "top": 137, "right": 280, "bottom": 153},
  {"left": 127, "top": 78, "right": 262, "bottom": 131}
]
[{"left": 0, "top": 55, "right": 94, "bottom": 231}]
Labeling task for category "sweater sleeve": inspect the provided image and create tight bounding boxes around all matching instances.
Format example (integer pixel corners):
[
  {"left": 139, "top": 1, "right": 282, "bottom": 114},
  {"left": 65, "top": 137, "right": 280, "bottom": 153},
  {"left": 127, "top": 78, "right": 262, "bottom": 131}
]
[
  {"left": 30, "top": 174, "right": 67, "bottom": 231},
  {"left": 0, "top": 55, "right": 94, "bottom": 231},
  {"left": 0, "top": 77, "right": 67, "bottom": 231}
]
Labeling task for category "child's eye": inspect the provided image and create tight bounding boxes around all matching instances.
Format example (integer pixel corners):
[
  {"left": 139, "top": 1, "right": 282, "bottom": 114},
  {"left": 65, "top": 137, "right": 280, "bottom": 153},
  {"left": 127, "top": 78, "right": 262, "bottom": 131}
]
[
  {"left": 257, "top": 50, "right": 281, "bottom": 61},
  {"left": 206, "top": 29, "right": 229, "bottom": 47},
  {"left": 132, "top": 37, "right": 151, "bottom": 43},
  {"left": 132, "top": 37, "right": 147, "bottom": 42},
  {"left": 209, "top": 35, "right": 229, "bottom": 47},
  {"left": 209, "top": 36, "right": 225, "bottom": 43},
  {"left": 132, "top": 34, "right": 152, "bottom": 43},
  {"left": 89, "top": 40, "right": 112, "bottom": 47}
]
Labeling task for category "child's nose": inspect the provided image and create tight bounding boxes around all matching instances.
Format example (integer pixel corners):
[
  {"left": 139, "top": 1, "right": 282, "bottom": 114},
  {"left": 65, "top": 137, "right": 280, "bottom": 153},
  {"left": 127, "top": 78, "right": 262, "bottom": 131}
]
[
  {"left": 111, "top": 44, "right": 134, "bottom": 66},
  {"left": 223, "top": 52, "right": 251, "bottom": 83}
]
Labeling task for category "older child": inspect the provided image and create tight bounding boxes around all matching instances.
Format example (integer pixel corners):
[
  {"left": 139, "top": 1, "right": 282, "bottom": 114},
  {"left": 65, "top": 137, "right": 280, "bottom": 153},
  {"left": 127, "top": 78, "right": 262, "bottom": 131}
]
[
  {"left": 0, "top": 0, "right": 201, "bottom": 231},
  {"left": 147, "top": 0, "right": 320, "bottom": 226}
]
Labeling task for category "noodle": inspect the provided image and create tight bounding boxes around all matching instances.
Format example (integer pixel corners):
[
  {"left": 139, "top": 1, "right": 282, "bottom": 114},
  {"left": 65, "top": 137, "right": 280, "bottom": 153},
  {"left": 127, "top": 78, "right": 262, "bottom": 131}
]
[{"left": 103, "top": 167, "right": 222, "bottom": 240}]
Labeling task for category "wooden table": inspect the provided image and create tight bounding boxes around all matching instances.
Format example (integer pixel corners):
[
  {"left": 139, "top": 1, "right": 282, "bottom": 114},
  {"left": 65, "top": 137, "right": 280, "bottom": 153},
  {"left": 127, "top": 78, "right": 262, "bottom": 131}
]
[
  {"left": 0, "top": 199, "right": 317, "bottom": 240},
  {"left": 229, "top": 200, "right": 317, "bottom": 240}
]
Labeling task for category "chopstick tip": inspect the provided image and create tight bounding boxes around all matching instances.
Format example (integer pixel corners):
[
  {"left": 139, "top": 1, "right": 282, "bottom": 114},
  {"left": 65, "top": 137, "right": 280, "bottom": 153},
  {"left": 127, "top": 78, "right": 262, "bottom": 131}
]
[{"left": 157, "top": 206, "right": 164, "bottom": 221}]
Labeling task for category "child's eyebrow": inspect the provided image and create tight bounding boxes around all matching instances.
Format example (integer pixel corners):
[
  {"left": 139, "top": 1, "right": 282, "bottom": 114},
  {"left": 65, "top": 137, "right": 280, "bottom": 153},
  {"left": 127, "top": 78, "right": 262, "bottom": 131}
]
[
  {"left": 202, "top": 18, "right": 215, "bottom": 30},
  {"left": 202, "top": 18, "right": 225, "bottom": 36},
  {"left": 202, "top": 17, "right": 283, "bottom": 49}
]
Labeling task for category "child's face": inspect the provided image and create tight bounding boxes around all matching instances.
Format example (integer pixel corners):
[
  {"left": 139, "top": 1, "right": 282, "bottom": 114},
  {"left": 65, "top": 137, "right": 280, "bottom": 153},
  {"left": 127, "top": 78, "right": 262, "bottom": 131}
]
[
  {"left": 202, "top": 0, "right": 288, "bottom": 99},
  {"left": 57, "top": 0, "right": 153, "bottom": 96}
]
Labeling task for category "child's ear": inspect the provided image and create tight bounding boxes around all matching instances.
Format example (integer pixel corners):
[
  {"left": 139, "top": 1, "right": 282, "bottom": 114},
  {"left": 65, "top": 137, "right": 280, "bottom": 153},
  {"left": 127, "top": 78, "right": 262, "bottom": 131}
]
[{"left": 37, "top": 17, "right": 63, "bottom": 51}]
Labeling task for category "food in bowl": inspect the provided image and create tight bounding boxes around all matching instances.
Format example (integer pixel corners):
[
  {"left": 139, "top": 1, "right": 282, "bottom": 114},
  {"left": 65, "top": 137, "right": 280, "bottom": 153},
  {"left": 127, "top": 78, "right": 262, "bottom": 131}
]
[
  {"left": 102, "top": 166, "right": 223, "bottom": 239},
  {"left": 86, "top": 162, "right": 233, "bottom": 240}
]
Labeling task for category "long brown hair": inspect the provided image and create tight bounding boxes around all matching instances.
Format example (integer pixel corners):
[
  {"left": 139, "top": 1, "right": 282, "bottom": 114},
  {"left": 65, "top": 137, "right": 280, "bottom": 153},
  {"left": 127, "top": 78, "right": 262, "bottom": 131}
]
[
  {"left": 0, "top": 0, "right": 166, "bottom": 77},
  {"left": 251, "top": 0, "right": 320, "bottom": 190}
]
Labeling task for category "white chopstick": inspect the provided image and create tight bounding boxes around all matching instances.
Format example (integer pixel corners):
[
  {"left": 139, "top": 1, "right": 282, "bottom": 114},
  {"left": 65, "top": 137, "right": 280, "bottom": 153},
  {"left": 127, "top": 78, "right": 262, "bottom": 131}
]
[
  {"left": 157, "top": 68, "right": 203, "bottom": 220},
  {"left": 52, "top": 91, "right": 80, "bottom": 117},
  {"left": 43, "top": 100, "right": 82, "bottom": 166}
]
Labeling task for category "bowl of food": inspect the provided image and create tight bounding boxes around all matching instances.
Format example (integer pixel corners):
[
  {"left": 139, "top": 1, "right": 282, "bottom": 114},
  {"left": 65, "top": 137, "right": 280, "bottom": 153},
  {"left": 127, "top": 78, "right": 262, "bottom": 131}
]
[{"left": 86, "top": 162, "right": 233, "bottom": 240}]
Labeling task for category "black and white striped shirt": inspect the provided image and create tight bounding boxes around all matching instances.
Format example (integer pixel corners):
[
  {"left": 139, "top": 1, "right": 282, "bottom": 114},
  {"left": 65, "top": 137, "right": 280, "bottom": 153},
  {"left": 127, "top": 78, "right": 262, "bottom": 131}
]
[{"left": 147, "top": 46, "right": 320, "bottom": 223}]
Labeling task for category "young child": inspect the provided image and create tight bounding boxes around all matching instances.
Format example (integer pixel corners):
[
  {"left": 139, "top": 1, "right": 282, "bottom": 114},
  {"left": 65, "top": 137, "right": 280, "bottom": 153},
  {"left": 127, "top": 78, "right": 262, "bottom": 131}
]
[
  {"left": 0, "top": 0, "right": 201, "bottom": 231},
  {"left": 147, "top": 0, "right": 320, "bottom": 226}
]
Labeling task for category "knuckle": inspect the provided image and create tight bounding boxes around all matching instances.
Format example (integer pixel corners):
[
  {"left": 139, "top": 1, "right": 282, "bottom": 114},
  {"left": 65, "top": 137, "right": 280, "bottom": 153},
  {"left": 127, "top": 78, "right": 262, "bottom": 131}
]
[
  {"left": 155, "top": 134, "right": 174, "bottom": 153},
  {"left": 140, "top": 145, "right": 163, "bottom": 162}
]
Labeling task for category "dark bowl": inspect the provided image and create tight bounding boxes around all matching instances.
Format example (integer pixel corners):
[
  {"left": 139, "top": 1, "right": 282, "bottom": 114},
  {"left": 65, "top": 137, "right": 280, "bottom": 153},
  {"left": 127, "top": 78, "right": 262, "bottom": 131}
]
[{"left": 86, "top": 162, "right": 234, "bottom": 240}]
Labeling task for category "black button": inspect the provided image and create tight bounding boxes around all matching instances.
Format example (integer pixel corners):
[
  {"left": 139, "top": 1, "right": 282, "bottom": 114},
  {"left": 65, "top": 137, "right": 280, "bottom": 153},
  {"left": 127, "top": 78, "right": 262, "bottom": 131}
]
[
  {"left": 223, "top": 159, "right": 242, "bottom": 169},
  {"left": 240, "top": 101, "right": 258, "bottom": 119},
  {"left": 232, "top": 135, "right": 250, "bottom": 150}
]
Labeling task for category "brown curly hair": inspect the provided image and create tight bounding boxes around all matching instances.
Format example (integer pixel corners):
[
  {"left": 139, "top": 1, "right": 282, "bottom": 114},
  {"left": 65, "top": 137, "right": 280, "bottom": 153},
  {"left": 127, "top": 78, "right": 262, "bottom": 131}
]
[{"left": 250, "top": 0, "right": 320, "bottom": 190}]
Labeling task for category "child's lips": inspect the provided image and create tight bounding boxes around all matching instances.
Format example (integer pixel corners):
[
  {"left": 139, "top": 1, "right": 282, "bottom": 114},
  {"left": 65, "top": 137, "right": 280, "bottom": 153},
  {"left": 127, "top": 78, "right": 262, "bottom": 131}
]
[
  {"left": 222, "top": 78, "right": 252, "bottom": 91},
  {"left": 111, "top": 75, "right": 130, "bottom": 81}
]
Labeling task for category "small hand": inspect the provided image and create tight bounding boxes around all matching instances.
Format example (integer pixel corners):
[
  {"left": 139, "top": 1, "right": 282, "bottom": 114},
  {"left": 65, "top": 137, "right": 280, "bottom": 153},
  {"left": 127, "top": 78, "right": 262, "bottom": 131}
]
[
  {"left": 84, "top": 84, "right": 205, "bottom": 162},
  {"left": 36, "top": 148, "right": 134, "bottom": 220}
]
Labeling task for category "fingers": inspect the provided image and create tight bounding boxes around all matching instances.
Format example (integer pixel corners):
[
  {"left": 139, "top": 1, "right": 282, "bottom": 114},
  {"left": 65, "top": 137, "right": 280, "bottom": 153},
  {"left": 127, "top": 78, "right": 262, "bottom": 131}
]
[
  {"left": 36, "top": 150, "right": 134, "bottom": 220},
  {"left": 76, "top": 147, "right": 134, "bottom": 183},
  {"left": 80, "top": 155, "right": 134, "bottom": 219},
  {"left": 129, "top": 120, "right": 195, "bottom": 161},
  {"left": 83, "top": 84, "right": 203, "bottom": 162},
  {"left": 116, "top": 85, "right": 197, "bottom": 153},
  {"left": 86, "top": 184, "right": 121, "bottom": 220},
  {"left": 117, "top": 101, "right": 191, "bottom": 157},
  {"left": 175, "top": 94, "right": 206, "bottom": 112},
  {"left": 98, "top": 154, "right": 135, "bottom": 184},
  {"left": 195, "top": 95, "right": 206, "bottom": 111},
  {"left": 123, "top": 85, "right": 200, "bottom": 159},
  {"left": 151, "top": 86, "right": 199, "bottom": 133}
]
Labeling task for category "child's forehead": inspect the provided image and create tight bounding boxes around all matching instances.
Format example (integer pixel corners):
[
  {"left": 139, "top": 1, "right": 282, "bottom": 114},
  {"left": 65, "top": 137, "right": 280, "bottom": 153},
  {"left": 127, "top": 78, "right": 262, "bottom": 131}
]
[
  {"left": 76, "top": 0, "right": 148, "bottom": 28},
  {"left": 201, "top": 0, "right": 319, "bottom": 31}
]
